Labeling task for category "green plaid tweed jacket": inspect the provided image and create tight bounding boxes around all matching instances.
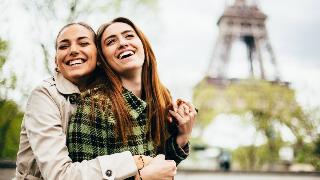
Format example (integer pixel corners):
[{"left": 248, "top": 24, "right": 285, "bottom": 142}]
[{"left": 67, "top": 86, "right": 189, "bottom": 165}]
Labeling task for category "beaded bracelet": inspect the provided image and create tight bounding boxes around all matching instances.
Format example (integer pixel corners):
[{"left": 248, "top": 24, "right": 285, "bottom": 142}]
[
  {"left": 137, "top": 155, "right": 144, "bottom": 180},
  {"left": 137, "top": 169, "right": 143, "bottom": 180}
]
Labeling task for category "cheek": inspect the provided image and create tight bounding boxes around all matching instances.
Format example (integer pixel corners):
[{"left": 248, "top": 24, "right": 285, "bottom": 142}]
[
  {"left": 55, "top": 56, "right": 63, "bottom": 67},
  {"left": 103, "top": 49, "right": 114, "bottom": 62}
]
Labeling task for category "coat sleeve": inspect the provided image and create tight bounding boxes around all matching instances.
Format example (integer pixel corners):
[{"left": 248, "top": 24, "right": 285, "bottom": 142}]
[
  {"left": 24, "top": 86, "right": 137, "bottom": 180},
  {"left": 165, "top": 136, "right": 189, "bottom": 165}
]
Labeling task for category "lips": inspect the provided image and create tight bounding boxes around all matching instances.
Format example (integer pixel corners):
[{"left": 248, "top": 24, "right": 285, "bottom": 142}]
[
  {"left": 66, "top": 58, "right": 86, "bottom": 66},
  {"left": 117, "top": 50, "right": 135, "bottom": 60}
]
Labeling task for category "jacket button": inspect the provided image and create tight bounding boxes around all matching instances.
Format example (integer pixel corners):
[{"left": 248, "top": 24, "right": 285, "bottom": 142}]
[
  {"left": 69, "top": 94, "right": 78, "bottom": 104},
  {"left": 105, "top": 170, "right": 112, "bottom": 177}
]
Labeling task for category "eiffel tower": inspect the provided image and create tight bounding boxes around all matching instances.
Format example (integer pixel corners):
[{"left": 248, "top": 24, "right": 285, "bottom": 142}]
[{"left": 207, "top": 0, "right": 281, "bottom": 83}]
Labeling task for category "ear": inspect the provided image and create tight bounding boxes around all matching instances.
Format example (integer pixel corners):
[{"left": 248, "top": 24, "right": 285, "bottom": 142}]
[{"left": 54, "top": 56, "right": 59, "bottom": 72}]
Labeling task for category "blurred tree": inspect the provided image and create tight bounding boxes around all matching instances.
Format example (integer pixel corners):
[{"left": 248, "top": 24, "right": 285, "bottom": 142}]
[
  {"left": 193, "top": 78, "right": 315, "bottom": 170},
  {"left": 0, "top": 38, "right": 17, "bottom": 99},
  {"left": 0, "top": 38, "right": 23, "bottom": 159},
  {"left": 0, "top": 99, "right": 23, "bottom": 159},
  {"left": 294, "top": 108, "right": 320, "bottom": 170}
]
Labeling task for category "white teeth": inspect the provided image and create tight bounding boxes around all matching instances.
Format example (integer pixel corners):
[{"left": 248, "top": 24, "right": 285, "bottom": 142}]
[
  {"left": 69, "top": 59, "right": 84, "bottom": 66},
  {"left": 119, "top": 51, "right": 134, "bottom": 59}
]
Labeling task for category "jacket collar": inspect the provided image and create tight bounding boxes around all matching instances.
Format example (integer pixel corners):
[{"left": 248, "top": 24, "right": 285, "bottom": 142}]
[
  {"left": 54, "top": 72, "right": 80, "bottom": 95},
  {"left": 123, "top": 88, "right": 147, "bottom": 119}
]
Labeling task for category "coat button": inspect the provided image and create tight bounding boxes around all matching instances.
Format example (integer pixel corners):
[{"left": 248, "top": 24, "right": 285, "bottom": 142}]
[
  {"left": 105, "top": 170, "right": 112, "bottom": 177},
  {"left": 69, "top": 94, "right": 78, "bottom": 104}
]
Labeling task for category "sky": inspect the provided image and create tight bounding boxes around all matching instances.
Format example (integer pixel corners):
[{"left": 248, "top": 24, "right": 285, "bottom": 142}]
[{"left": 1, "top": 0, "right": 320, "bottom": 149}]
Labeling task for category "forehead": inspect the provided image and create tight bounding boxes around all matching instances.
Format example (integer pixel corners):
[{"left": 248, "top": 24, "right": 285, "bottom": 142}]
[
  {"left": 57, "top": 24, "right": 94, "bottom": 42},
  {"left": 103, "top": 22, "right": 135, "bottom": 38}
]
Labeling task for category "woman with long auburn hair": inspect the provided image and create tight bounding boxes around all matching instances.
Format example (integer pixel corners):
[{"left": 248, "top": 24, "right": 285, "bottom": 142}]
[{"left": 67, "top": 17, "right": 197, "bottom": 180}]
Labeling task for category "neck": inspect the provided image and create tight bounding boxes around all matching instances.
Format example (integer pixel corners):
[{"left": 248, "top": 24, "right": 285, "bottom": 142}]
[
  {"left": 74, "top": 75, "right": 92, "bottom": 92},
  {"left": 77, "top": 80, "right": 88, "bottom": 92},
  {"left": 121, "top": 72, "right": 142, "bottom": 98}
]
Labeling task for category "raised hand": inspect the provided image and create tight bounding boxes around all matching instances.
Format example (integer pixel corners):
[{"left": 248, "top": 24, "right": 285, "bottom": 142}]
[{"left": 168, "top": 99, "right": 197, "bottom": 147}]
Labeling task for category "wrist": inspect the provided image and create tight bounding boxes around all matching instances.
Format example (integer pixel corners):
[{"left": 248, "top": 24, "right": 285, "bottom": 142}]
[
  {"left": 176, "top": 134, "right": 190, "bottom": 147},
  {"left": 133, "top": 155, "right": 145, "bottom": 170},
  {"left": 137, "top": 169, "right": 143, "bottom": 180}
]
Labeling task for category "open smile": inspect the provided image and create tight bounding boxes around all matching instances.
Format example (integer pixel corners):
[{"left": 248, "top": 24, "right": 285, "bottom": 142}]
[
  {"left": 117, "top": 50, "right": 135, "bottom": 60},
  {"left": 66, "top": 58, "right": 87, "bottom": 66}
]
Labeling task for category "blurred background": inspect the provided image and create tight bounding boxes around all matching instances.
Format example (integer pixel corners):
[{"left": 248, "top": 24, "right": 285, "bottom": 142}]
[{"left": 0, "top": 0, "right": 319, "bottom": 179}]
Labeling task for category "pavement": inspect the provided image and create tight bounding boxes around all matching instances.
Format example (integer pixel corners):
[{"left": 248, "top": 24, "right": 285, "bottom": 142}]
[{"left": 1, "top": 168, "right": 320, "bottom": 180}]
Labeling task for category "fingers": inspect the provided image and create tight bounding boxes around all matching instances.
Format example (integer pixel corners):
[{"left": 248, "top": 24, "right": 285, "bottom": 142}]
[
  {"left": 155, "top": 154, "right": 165, "bottom": 160},
  {"left": 169, "top": 110, "right": 183, "bottom": 125},
  {"left": 172, "top": 100, "right": 178, "bottom": 112},
  {"left": 168, "top": 115, "right": 173, "bottom": 123}
]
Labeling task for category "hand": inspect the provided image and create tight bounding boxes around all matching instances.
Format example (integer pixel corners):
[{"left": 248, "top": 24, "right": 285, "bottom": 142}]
[
  {"left": 139, "top": 154, "right": 176, "bottom": 180},
  {"left": 133, "top": 155, "right": 154, "bottom": 170},
  {"left": 168, "top": 99, "right": 197, "bottom": 147}
]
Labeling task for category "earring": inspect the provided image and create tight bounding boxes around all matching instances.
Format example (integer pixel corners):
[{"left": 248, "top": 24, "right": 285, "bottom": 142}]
[{"left": 97, "top": 61, "right": 101, "bottom": 66}]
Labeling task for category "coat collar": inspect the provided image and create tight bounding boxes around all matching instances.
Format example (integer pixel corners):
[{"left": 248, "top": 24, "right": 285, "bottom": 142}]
[{"left": 54, "top": 72, "right": 80, "bottom": 95}]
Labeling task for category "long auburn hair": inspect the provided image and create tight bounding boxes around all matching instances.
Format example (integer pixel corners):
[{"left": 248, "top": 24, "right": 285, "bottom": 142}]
[{"left": 96, "top": 17, "right": 172, "bottom": 150}]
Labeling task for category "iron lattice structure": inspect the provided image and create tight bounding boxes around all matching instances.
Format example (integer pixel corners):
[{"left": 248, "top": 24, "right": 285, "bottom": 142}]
[{"left": 207, "top": 0, "right": 280, "bottom": 82}]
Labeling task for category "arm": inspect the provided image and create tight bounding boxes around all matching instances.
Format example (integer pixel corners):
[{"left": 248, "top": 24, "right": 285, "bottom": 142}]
[
  {"left": 24, "top": 87, "right": 137, "bottom": 180},
  {"left": 164, "top": 135, "right": 189, "bottom": 165}
]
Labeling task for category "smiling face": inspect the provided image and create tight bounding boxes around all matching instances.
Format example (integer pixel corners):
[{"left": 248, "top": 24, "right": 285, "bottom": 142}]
[
  {"left": 100, "top": 22, "right": 145, "bottom": 77},
  {"left": 55, "top": 24, "right": 97, "bottom": 85}
]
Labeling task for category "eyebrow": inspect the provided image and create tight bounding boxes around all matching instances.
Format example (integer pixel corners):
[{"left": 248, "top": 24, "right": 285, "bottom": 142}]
[
  {"left": 105, "top": 30, "right": 134, "bottom": 41},
  {"left": 58, "top": 36, "right": 90, "bottom": 44}
]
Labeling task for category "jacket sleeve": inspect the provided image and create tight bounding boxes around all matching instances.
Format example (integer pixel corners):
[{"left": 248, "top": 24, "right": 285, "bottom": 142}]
[
  {"left": 164, "top": 136, "right": 189, "bottom": 165},
  {"left": 24, "top": 86, "right": 137, "bottom": 180}
]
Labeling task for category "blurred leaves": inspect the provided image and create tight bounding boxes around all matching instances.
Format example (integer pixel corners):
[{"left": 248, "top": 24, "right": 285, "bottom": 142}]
[
  {"left": 0, "top": 99, "right": 23, "bottom": 159},
  {"left": 193, "top": 77, "right": 318, "bottom": 170},
  {"left": 0, "top": 38, "right": 17, "bottom": 99},
  {"left": 0, "top": 38, "right": 22, "bottom": 160}
]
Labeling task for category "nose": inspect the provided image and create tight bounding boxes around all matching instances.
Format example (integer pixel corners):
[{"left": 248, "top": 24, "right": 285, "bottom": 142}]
[
  {"left": 118, "top": 37, "right": 129, "bottom": 48},
  {"left": 70, "top": 44, "right": 79, "bottom": 56}
]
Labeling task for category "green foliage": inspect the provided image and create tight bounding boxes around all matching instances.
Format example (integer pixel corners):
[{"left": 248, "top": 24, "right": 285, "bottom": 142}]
[
  {"left": 0, "top": 38, "right": 8, "bottom": 69},
  {"left": 294, "top": 136, "right": 320, "bottom": 170},
  {"left": 0, "top": 38, "right": 23, "bottom": 160},
  {"left": 232, "top": 136, "right": 284, "bottom": 170},
  {"left": 193, "top": 78, "right": 309, "bottom": 137},
  {"left": 0, "top": 99, "right": 23, "bottom": 160},
  {"left": 193, "top": 77, "right": 316, "bottom": 170}
]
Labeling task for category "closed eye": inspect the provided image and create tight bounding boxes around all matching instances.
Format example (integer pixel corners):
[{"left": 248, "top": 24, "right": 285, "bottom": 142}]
[
  {"left": 58, "top": 44, "right": 69, "bottom": 50},
  {"left": 106, "top": 39, "right": 116, "bottom": 46},
  {"left": 125, "top": 34, "right": 134, "bottom": 39},
  {"left": 79, "top": 42, "right": 90, "bottom": 47}
]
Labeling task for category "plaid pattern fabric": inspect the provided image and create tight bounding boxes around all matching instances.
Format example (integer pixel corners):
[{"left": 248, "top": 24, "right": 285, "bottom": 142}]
[{"left": 67, "top": 86, "right": 189, "bottom": 165}]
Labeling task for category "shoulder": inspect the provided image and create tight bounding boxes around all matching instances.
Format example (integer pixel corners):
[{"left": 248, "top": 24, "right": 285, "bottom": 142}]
[
  {"left": 29, "top": 76, "right": 56, "bottom": 96},
  {"left": 26, "top": 77, "right": 58, "bottom": 106}
]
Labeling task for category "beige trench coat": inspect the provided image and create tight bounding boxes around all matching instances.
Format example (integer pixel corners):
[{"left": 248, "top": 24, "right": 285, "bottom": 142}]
[{"left": 15, "top": 73, "right": 137, "bottom": 180}]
